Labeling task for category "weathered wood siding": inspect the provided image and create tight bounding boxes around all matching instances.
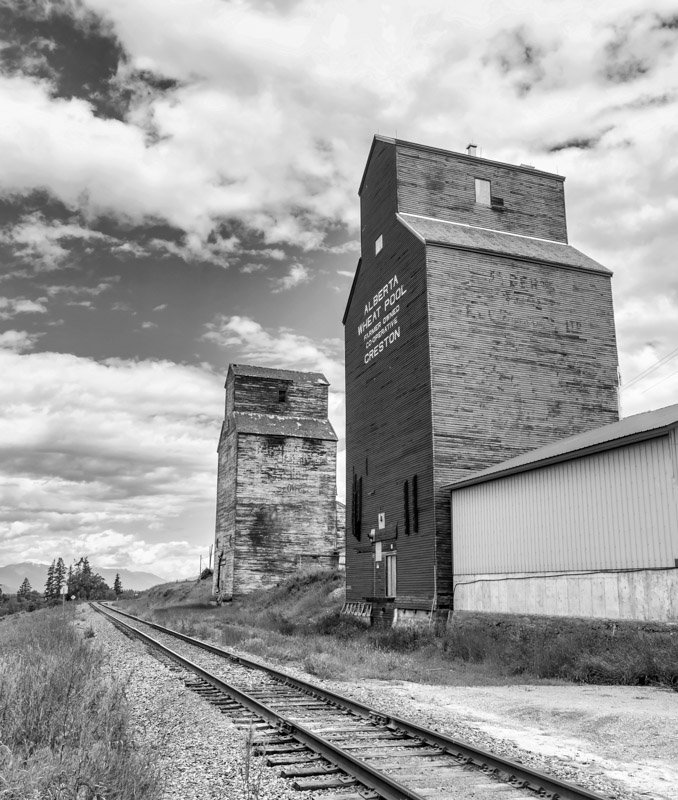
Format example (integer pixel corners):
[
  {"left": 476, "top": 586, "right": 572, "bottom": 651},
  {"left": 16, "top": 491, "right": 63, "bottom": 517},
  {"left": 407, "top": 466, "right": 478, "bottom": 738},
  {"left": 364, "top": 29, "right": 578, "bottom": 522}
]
[
  {"left": 426, "top": 246, "right": 620, "bottom": 598},
  {"left": 213, "top": 426, "right": 237, "bottom": 596},
  {"left": 234, "top": 374, "right": 329, "bottom": 418},
  {"left": 345, "top": 138, "right": 436, "bottom": 605},
  {"left": 213, "top": 365, "right": 338, "bottom": 597},
  {"left": 396, "top": 142, "right": 568, "bottom": 243},
  {"left": 344, "top": 136, "right": 620, "bottom": 613},
  {"left": 234, "top": 434, "right": 337, "bottom": 592}
]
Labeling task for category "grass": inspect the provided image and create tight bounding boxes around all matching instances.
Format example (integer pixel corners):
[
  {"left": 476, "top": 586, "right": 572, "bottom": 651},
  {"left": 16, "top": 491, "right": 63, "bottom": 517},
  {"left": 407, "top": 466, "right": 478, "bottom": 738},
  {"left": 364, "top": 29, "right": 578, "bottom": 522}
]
[
  {"left": 118, "top": 568, "right": 678, "bottom": 690},
  {"left": 445, "top": 618, "right": 678, "bottom": 686},
  {"left": 0, "top": 605, "right": 162, "bottom": 800}
]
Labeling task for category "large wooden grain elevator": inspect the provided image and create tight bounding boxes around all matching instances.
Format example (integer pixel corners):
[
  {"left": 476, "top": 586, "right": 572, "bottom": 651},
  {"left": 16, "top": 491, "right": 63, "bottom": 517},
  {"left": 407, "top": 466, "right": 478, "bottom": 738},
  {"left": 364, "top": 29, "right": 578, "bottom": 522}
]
[{"left": 342, "top": 136, "right": 620, "bottom": 625}]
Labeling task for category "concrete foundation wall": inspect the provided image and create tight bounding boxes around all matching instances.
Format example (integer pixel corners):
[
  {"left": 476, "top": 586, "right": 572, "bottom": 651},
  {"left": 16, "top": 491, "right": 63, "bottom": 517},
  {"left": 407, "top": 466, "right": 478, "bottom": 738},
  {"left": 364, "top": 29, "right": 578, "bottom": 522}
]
[{"left": 454, "top": 568, "right": 678, "bottom": 622}]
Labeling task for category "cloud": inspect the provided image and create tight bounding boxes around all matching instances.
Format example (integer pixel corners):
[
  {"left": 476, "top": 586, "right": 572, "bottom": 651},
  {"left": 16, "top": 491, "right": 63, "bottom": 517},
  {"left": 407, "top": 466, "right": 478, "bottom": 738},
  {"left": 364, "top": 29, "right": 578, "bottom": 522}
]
[
  {"left": 44, "top": 279, "right": 120, "bottom": 298},
  {"left": 317, "top": 240, "right": 360, "bottom": 255},
  {"left": 0, "top": 296, "right": 48, "bottom": 319},
  {"left": 0, "top": 0, "right": 676, "bottom": 280},
  {"left": 149, "top": 232, "right": 240, "bottom": 267},
  {"left": 270, "top": 263, "right": 311, "bottom": 293},
  {"left": 152, "top": 303, "right": 167, "bottom": 311},
  {"left": 240, "top": 262, "right": 267, "bottom": 274},
  {"left": 0, "top": 212, "right": 115, "bottom": 270},
  {"left": 0, "top": 329, "right": 43, "bottom": 352},
  {"left": 0, "top": 349, "right": 223, "bottom": 577}
]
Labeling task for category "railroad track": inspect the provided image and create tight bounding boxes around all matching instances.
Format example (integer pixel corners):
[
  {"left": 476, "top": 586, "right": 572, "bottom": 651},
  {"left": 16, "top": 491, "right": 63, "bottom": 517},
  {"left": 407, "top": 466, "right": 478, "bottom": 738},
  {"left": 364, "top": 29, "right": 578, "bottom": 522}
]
[{"left": 92, "top": 602, "right": 610, "bottom": 800}]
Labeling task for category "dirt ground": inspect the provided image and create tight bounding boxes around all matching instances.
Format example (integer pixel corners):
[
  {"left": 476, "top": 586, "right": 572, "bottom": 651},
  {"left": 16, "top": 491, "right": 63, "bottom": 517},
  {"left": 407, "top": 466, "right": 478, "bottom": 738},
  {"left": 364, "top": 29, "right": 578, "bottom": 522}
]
[{"left": 350, "top": 681, "right": 678, "bottom": 800}]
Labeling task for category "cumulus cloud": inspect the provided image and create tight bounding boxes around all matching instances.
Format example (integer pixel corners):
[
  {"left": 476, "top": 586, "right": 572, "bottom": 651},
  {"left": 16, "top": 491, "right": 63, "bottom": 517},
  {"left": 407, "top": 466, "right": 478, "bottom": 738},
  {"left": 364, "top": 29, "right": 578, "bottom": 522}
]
[
  {"left": 44, "top": 279, "right": 120, "bottom": 298},
  {"left": 0, "top": 212, "right": 115, "bottom": 270},
  {"left": 240, "top": 263, "right": 267, "bottom": 274},
  {"left": 0, "top": 349, "right": 223, "bottom": 577},
  {"left": 270, "top": 263, "right": 311, "bottom": 293},
  {"left": 0, "top": 296, "right": 48, "bottom": 319},
  {"left": 1, "top": 0, "right": 677, "bottom": 285},
  {"left": 0, "top": 329, "right": 43, "bottom": 352},
  {"left": 149, "top": 232, "right": 240, "bottom": 267}
]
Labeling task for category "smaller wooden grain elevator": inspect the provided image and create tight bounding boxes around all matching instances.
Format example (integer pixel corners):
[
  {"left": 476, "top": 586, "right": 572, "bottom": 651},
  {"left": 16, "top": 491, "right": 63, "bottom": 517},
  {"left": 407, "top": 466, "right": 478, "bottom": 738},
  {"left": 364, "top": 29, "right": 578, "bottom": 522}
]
[
  {"left": 342, "top": 136, "right": 620, "bottom": 625},
  {"left": 213, "top": 364, "right": 339, "bottom": 598}
]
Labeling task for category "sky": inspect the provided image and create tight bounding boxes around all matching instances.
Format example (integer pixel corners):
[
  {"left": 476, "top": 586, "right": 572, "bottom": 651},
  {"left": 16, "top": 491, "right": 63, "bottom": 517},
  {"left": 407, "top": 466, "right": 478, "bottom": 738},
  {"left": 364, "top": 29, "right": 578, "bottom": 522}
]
[{"left": 1, "top": 0, "right": 677, "bottom": 580}]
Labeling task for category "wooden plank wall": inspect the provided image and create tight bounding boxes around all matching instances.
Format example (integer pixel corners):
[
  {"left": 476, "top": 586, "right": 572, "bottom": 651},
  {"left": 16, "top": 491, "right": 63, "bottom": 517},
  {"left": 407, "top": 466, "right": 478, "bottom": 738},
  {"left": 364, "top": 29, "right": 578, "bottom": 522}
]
[
  {"left": 234, "top": 375, "right": 328, "bottom": 418},
  {"left": 234, "top": 434, "right": 337, "bottom": 593},
  {"left": 396, "top": 143, "right": 568, "bottom": 243},
  {"left": 344, "top": 139, "right": 436, "bottom": 605},
  {"left": 345, "top": 137, "right": 620, "bottom": 612},
  {"left": 427, "top": 247, "right": 620, "bottom": 598},
  {"left": 213, "top": 427, "right": 237, "bottom": 596}
]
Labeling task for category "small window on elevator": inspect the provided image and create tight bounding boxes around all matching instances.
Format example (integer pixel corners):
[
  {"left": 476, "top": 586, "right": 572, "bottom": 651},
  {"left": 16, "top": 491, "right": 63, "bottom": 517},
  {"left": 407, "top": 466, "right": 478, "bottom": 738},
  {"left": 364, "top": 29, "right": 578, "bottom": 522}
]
[
  {"left": 474, "top": 178, "right": 491, "bottom": 206},
  {"left": 375, "top": 234, "right": 383, "bottom": 255}
]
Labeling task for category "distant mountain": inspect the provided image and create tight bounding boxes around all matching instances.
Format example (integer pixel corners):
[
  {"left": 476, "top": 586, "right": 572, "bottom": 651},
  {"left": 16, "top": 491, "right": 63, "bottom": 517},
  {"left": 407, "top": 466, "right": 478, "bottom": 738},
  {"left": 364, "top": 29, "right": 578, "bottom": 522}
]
[{"left": 0, "top": 561, "right": 166, "bottom": 595}]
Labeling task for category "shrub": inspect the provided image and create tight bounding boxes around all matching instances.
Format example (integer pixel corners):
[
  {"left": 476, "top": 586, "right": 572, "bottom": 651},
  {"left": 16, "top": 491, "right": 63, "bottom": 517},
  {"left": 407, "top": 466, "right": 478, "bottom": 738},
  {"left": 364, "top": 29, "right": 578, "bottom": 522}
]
[
  {"left": 368, "top": 625, "right": 436, "bottom": 653},
  {"left": 0, "top": 609, "right": 162, "bottom": 799},
  {"left": 444, "top": 617, "right": 678, "bottom": 687}
]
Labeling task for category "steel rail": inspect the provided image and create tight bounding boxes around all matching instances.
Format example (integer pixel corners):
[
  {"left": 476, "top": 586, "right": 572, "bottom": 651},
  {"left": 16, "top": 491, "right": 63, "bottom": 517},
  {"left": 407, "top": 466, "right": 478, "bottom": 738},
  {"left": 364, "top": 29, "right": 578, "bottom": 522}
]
[
  {"left": 95, "top": 603, "right": 610, "bottom": 800},
  {"left": 93, "top": 602, "right": 427, "bottom": 800}
]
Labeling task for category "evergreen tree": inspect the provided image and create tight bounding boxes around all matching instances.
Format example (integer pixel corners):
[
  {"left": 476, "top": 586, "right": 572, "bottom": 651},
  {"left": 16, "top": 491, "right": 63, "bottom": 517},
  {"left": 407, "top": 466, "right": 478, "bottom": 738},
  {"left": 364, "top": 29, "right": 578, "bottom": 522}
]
[
  {"left": 54, "top": 557, "right": 66, "bottom": 597},
  {"left": 113, "top": 573, "right": 122, "bottom": 596},
  {"left": 17, "top": 578, "right": 32, "bottom": 600},
  {"left": 44, "top": 560, "right": 56, "bottom": 600},
  {"left": 69, "top": 557, "right": 111, "bottom": 600}
]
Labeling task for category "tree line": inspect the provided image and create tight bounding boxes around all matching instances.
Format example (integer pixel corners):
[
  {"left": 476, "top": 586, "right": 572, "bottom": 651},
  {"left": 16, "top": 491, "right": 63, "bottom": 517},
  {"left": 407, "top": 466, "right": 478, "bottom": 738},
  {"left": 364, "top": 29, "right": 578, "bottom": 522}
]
[{"left": 1, "top": 558, "right": 125, "bottom": 615}]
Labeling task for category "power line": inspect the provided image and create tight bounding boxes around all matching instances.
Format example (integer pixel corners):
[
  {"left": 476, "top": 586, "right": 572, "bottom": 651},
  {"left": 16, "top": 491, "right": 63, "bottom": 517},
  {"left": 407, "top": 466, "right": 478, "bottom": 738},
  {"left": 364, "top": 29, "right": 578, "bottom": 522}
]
[
  {"left": 620, "top": 343, "right": 678, "bottom": 391},
  {"left": 642, "top": 363, "right": 678, "bottom": 394}
]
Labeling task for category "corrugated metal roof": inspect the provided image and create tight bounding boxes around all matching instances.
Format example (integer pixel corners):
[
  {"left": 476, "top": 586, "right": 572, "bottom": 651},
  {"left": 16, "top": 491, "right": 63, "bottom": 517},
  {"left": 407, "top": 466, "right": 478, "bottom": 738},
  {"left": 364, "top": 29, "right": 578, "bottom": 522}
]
[
  {"left": 447, "top": 402, "right": 678, "bottom": 490},
  {"left": 398, "top": 213, "right": 611, "bottom": 275},
  {"left": 234, "top": 412, "right": 337, "bottom": 441},
  {"left": 229, "top": 363, "right": 329, "bottom": 384}
]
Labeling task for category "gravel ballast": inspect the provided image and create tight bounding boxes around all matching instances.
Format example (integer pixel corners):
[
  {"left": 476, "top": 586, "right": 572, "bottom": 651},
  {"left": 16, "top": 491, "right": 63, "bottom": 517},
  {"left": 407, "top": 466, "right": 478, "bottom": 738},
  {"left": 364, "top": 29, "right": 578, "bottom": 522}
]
[
  {"left": 84, "top": 606, "right": 299, "bottom": 800},
  {"left": 84, "top": 605, "right": 678, "bottom": 800}
]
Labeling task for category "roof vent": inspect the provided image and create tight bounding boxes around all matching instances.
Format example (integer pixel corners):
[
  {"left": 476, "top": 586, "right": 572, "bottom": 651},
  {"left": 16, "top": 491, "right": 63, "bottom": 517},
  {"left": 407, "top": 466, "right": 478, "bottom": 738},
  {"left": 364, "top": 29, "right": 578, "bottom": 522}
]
[{"left": 466, "top": 143, "right": 478, "bottom": 156}]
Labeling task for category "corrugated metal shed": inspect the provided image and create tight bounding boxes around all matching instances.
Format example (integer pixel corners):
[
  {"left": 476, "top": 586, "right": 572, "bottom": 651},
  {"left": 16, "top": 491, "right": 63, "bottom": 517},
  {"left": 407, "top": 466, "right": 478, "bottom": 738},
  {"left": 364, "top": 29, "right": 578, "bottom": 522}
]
[
  {"left": 450, "top": 404, "right": 678, "bottom": 621},
  {"left": 453, "top": 435, "right": 678, "bottom": 573},
  {"left": 447, "top": 402, "right": 678, "bottom": 490}
]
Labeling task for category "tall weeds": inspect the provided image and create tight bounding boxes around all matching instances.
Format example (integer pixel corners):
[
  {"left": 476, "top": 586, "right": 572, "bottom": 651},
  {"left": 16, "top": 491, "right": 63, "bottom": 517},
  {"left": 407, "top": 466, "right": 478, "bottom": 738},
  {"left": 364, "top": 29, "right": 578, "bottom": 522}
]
[
  {"left": 0, "top": 609, "right": 162, "bottom": 800},
  {"left": 444, "top": 620, "right": 678, "bottom": 686}
]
